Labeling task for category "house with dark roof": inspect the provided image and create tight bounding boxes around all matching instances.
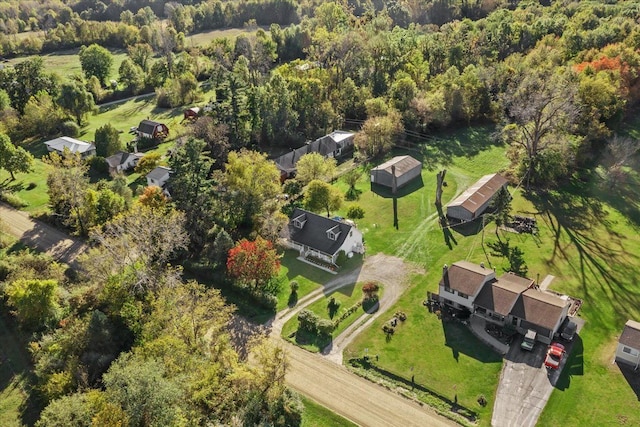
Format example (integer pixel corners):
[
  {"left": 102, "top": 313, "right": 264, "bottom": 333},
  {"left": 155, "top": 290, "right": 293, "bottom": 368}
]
[
  {"left": 439, "top": 261, "right": 571, "bottom": 344},
  {"left": 439, "top": 261, "right": 497, "bottom": 311},
  {"left": 370, "top": 155, "right": 422, "bottom": 190},
  {"left": 134, "top": 119, "right": 169, "bottom": 140},
  {"left": 44, "top": 136, "right": 96, "bottom": 158},
  {"left": 616, "top": 320, "right": 640, "bottom": 369},
  {"left": 274, "top": 131, "right": 355, "bottom": 181},
  {"left": 105, "top": 151, "right": 143, "bottom": 174},
  {"left": 285, "top": 208, "right": 364, "bottom": 265},
  {"left": 446, "top": 173, "right": 509, "bottom": 221}
]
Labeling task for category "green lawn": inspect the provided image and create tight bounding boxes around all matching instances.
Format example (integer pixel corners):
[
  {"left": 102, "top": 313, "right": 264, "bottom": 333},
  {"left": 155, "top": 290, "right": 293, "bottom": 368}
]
[
  {"left": 300, "top": 395, "right": 357, "bottom": 427},
  {"left": 6, "top": 48, "right": 128, "bottom": 84},
  {"left": 282, "top": 282, "right": 381, "bottom": 352},
  {"left": 340, "top": 126, "right": 640, "bottom": 426},
  {"left": 275, "top": 250, "right": 335, "bottom": 311}
]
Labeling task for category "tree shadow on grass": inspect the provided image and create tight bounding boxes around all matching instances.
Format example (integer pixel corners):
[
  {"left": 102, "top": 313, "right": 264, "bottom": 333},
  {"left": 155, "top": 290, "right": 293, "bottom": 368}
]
[
  {"left": 420, "top": 125, "right": 503, "bottom": 170},
  {"left": 524, "top": 181, "right": 640, "bottom": 324}
]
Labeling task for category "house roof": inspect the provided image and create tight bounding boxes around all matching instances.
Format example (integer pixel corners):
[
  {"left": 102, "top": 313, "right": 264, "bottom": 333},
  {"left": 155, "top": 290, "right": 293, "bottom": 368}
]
[
  {"left": 274, "top": 130, "right": 354, "bottom": 173},
  {"left": 439, "top": 261, "right": 495, "bottom": 296},
  {"left": 371, "top": 155, "right": 421, "bottom": 176},
  {"left": 44, "top": 136, "right": 95, "bottom": 154},
  {"left": 288, "top": 208, "right": 354, "bottom": 256},
  {"left": 186, "top": 106, "right": 200, "bottom": 114},
  {"left": 620, "top": 320, "right": 640, "bottom": 350},
  {"left": 105, "top": 151, "right": 142, "bottom": 168},
  {"left": 474, "top": 273, "right": 533, "bottom": 316},
  {"left": 146, "top": 166, "right": 171, "bottom": 182},
  {"left": 138, "top": 119, "right": 164, "bottom": 135},
  {"left": 447, "top": 173, "right": 508, "bottom": 215},
  {"left": 511, "top": 289, "right": 568, "bottom": 331}
]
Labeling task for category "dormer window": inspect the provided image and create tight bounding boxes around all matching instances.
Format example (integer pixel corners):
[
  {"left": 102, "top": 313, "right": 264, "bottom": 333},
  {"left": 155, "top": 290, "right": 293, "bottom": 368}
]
[
  {"left": 293, "top": 214, "right": 307, "bottom": 229},
  {"left": 326, "top": 225, "right": 341, "bottom": 241}
]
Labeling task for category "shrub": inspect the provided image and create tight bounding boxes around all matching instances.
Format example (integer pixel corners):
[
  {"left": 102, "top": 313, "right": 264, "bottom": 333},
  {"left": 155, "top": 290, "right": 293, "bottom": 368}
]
[
  {"left": 59, "top": 120, "right": 80, "bottom": 137},
  {"left": 347, "top": 205, "right": 365, "bottom": 220},
  {"left": 316, "top": 319, "right": 335, "bottom": 336},
  {"left": 289, "top": 280, "right": 299, "bottom": 294},
  {"left": 362, "top": 281, "right": 380, "bottom": 299},
  {"left": 0, "top": 191, "right": 28, "bottom": 208},
  {"left": 382, "top": 324, "right": 395, "bottom": 335},
  {"left": 88, "top": 156, "right": 108, "bottom": 175},
  {"left": 395, "top": 311, "right": 407, "bottom": 321},
  {"left": 335, "top": 250, "right": 347, "bottom": 266},
  {"left": 297, "top": 309, "right": 319, "bottom": 334},
  {"left": 26, "top": 182, "right": 37, "bottom": 190}
]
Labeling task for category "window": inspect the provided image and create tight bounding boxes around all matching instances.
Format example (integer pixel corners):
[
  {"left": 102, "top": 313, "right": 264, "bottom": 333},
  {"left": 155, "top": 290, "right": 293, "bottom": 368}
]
[
  {"left": 458, "top": 291, "right": 468, "bottom": 299},
  {"left": 326, "top": 225, "right": 341, "bottom": 241},
  {"left": 623, "top": 346, "right": 639, "bottom": 356},
  {"left": 293, "top": 214, "right": 307, "bottom": 229}
]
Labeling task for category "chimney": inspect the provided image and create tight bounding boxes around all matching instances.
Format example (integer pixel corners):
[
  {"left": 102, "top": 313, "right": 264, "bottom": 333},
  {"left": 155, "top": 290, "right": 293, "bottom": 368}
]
[
  {"left": 443, "top": 264, "right": 448, "bottom": 277},
  {"left": 480, "top": 262, "right": 485, "bottom": 269}
]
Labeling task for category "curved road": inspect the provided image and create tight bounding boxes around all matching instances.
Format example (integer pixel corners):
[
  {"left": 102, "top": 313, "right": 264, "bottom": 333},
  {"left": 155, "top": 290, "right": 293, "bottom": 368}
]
[{"left": 0, "top": 203, "right": 86, "bottom": 266}]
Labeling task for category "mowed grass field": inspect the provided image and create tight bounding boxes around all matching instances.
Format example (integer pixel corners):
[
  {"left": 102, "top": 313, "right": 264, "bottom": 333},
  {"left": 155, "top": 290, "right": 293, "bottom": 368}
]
[
  {"left": 6, "top": 48, "right": 128, "bottom": 84},
  {"left": 340, "top": 127, "right": 640, "bottom": 425}
]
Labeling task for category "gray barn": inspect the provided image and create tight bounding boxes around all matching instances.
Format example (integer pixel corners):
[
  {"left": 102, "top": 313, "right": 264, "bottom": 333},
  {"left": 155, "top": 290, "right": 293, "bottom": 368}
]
[
  {"left": 370, "top": 155, "right": 422, "bottom": 191},
  {"left": 446, "top": 173, "right": 508, "bottom": 221}
]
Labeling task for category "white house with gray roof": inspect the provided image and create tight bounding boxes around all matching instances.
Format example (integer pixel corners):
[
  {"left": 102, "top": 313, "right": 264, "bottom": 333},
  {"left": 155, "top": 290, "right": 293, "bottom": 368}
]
[
  {"left": 616, "top": 320, "right": 640, "bottom": 369},
  {"left": 285, "top": 208, "right": 364, "bottom": 265},
  {"left": 146, "top": 166, "right": 171, "bottom": 189},
  {"left": 44, "top": 136, "right": 96, "bottom": 158}
]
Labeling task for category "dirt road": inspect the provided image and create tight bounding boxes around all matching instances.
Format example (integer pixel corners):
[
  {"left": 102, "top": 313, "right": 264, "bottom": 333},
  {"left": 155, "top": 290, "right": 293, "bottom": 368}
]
[
  {"left": 268, "top": 254, "right": 455, "bottom": 426},
  {"left": 0, "top": 203, "right": 86, "bottom": 266},
  {"left": 286, "top": 339, "right": 454, "bottom": 427}
]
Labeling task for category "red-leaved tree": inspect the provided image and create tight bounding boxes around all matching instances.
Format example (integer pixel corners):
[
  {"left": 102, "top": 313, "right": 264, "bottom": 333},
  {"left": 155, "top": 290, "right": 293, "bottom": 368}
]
[{"left": 226, "top": 237, "right": 281, "bottom": 289}]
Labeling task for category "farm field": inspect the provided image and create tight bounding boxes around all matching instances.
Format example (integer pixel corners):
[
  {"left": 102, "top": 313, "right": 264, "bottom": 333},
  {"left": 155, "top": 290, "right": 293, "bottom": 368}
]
[{"left": 340, "top": 127, "right": 640, "bottom": 425}]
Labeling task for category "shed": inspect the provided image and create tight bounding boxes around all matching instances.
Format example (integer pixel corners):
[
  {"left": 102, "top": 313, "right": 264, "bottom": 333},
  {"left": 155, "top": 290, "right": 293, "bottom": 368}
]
[
  {"left": 135, "top": 120, "right": 169, "bottom": 140},
  {"left": 370, "top": 156, "right": 422, "bottom": 191},
  {"left": 616, "top": 319, "right": 640, "bottom": 369},
  {"left": 446, "top": 173, "right": 508, "bottom": 221},
  {"left": 184, "top": 107, "right": 201, "bottom": 121}
]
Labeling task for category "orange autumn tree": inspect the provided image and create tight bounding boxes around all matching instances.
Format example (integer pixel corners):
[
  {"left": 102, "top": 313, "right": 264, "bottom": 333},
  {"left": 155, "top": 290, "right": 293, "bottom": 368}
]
[{"left": 227, "top": 237, "right": 281, "bottom": 290}]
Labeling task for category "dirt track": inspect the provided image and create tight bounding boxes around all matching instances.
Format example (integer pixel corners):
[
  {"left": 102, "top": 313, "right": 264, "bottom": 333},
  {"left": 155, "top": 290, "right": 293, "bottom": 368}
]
[
  {"left": 0, "top": 203, "right": 86, "bottom": 266},
  {"left": 270, "top": 254, "right": 455, "bottom": 426}
]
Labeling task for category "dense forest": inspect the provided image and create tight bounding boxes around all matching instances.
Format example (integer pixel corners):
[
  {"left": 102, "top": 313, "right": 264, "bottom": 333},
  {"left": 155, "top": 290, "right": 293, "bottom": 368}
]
[{"left": 1, "top": 0, "right": 640, "bottom": 425}]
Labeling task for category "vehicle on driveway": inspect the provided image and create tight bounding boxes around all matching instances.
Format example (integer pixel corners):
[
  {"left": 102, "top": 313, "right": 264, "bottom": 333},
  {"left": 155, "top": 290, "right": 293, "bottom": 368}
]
[
  {"left": 560, "top": 320, "right": 577, "bottom": 341},
  {"left": 521, "top": 329, "right": 537, "bottom": 351},
  {"left": 544, "top": 342, "right": 566, "bottom": 369}
]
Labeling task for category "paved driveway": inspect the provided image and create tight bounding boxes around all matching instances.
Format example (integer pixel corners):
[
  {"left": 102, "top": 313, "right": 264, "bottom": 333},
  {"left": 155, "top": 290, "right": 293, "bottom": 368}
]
[{"left": 492, "top": 334, "right": 572, "bottom": 427}]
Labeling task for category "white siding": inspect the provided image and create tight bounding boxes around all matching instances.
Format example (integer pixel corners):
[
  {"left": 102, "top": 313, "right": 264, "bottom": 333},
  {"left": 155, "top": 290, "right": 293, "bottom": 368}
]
[
  {"left": 338, "top": 227, "right": 364, "bottom": 256},
  {"left": 439, "top": 285, "right": 475, "bottom": 310},
  {"left": 616, "top": 343, "right": 640, "bottom": 367}
]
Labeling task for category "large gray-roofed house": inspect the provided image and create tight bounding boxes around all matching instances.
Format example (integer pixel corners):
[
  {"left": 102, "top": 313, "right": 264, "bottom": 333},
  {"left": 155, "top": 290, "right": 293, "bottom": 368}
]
[
  {"left": 285, "top": 208, "right": 364, "bottom": 265},
  {"left": 510, "top": 288, "right": 570, "bottom": 342},
  {"left": 44, "top": 136, "right": 96, "bottom": 158},
  {"left": 616, "top": 319, "right": 640, "bottom": 368},
  {"left": 446, "top": 173, "right": 509, "bottom": 221},
  {"left": 474, "top": 273, "right": 533, "bottom": 317},
  {"left": 370, "top": 155, "right": 422, "bottom": 189}
]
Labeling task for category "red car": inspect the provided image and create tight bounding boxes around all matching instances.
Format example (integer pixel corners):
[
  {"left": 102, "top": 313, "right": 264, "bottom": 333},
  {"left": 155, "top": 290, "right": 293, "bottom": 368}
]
[{"left": 544, "top": 342, "right": 566, "bottom": 369}]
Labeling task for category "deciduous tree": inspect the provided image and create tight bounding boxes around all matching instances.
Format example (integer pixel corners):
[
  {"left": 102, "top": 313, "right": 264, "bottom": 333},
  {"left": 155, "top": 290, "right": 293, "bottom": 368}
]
[
  {"left": 295, "top": 152, "right": 336, "bottom": 184},
  {"left": 134, "top": 152, "right": 161, "bottom": 175},
  {"left": 79, "top": 44, "right": 114, "bottom": 87},
  {"left": 304, "top": 179, "right": 343, "bottom": 217},
  {"left": 4, "top": 278, "right": 60, "bottom": 330},
  {"left": 0, "top": 133, "right": 33, "bottom": 180},
  {"left": 57, "top": 82, "right": 96, "bottom": 125},
  {"left": 227, "top": 237, "right": 281, "bottom": 289},
  {"left": 354, "top": 110, "right": 403, "bottom": 158}
]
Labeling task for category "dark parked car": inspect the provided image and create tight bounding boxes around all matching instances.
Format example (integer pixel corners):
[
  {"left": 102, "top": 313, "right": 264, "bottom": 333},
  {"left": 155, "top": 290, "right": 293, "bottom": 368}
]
[{"left": 561, "top": 320, "right": 577, "bottom": 341}]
